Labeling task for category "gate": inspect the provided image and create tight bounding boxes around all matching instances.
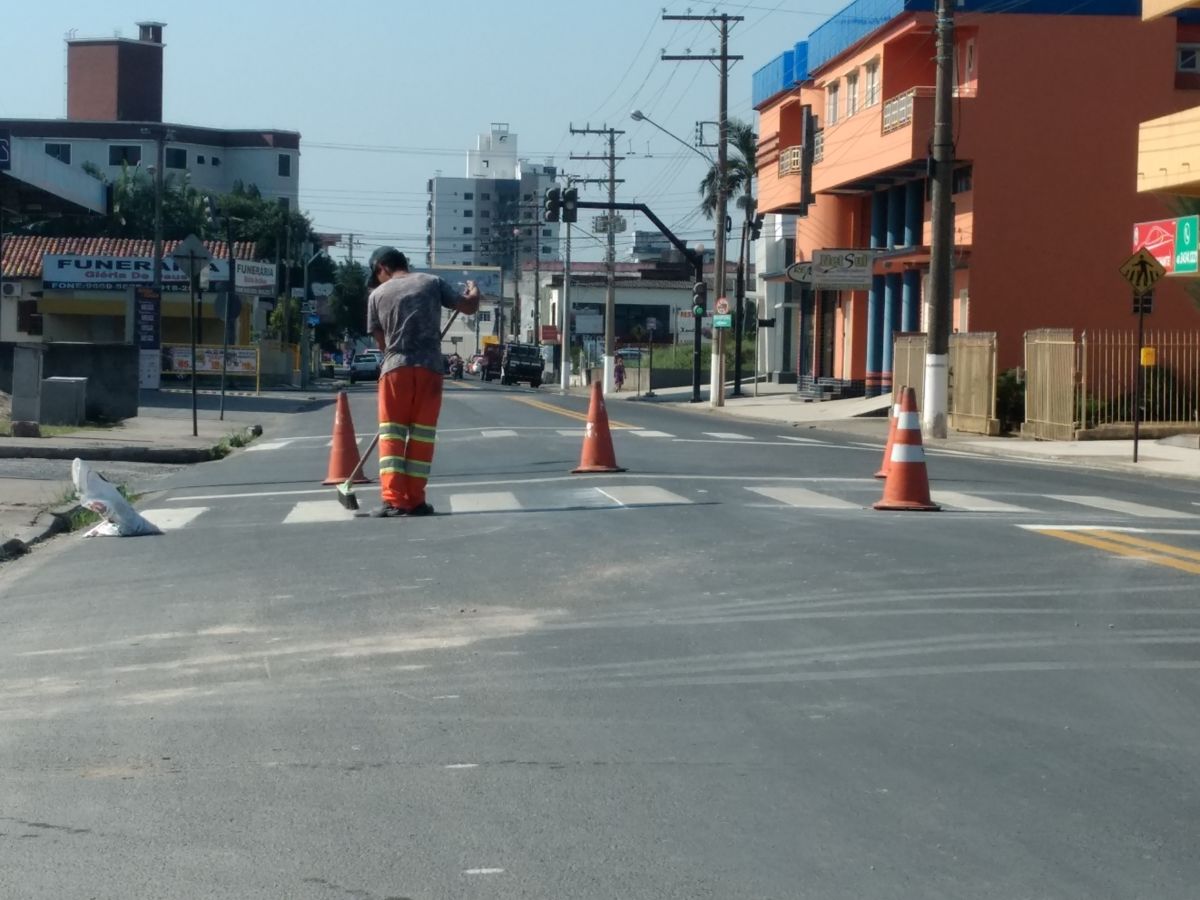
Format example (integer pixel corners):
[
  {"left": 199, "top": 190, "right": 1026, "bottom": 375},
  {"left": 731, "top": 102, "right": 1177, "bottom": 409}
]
[
  {"left": 948, "top": 332, "right": 999, "bottom": 435},
  {"left": 1022, "top": 329, "right": 1077, "bottom": 440},
  {"left": 891, "top": 332, "right": 998, "bottom": 435},
  {"left": 892, "top": 333, "right": 928, "bottom": 412}
]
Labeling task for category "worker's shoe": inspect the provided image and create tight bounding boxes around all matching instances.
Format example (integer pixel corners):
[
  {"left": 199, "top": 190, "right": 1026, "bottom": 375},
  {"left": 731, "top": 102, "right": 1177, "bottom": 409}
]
[
  {"left": 405, "top": 502, "right": 436, "bottom": 517},
  {"left": 370, "top": 504, "right": 407, "bottom": 518}
]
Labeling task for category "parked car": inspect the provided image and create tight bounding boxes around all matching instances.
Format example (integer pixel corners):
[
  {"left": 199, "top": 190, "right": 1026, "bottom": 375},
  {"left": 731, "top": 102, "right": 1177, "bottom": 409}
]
[{"left": 348, "top": 353, "right": 381, "bottom": 384}]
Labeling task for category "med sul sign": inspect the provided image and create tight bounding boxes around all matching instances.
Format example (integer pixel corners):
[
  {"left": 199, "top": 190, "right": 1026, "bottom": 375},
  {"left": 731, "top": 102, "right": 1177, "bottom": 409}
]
[{"left": 1132, "top": 215, "right": 1199, "bottom": 276}]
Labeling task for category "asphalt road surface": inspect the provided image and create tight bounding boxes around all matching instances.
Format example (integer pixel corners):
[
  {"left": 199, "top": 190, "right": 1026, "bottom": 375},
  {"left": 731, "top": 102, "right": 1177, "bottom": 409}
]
[{"left": 3, "top": 380, "right": 1200, "bottom": 899}]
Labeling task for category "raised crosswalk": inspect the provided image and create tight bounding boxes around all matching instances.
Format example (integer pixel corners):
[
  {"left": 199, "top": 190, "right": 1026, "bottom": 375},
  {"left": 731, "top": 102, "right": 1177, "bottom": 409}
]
[{"left": 139, "top": 485, "right": 1198, "bottom": 533}]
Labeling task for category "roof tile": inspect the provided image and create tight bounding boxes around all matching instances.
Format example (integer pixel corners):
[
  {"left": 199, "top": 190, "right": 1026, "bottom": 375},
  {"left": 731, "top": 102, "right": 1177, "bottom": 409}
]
[{"left": 1, "top": 235, "right": 259, "bottom": 280}]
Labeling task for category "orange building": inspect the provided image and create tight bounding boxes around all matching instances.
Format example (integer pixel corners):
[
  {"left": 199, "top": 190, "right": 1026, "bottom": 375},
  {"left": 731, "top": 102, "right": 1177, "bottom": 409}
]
[{"left": 754, "top": 0, "right": 1200, "bottom": 397}]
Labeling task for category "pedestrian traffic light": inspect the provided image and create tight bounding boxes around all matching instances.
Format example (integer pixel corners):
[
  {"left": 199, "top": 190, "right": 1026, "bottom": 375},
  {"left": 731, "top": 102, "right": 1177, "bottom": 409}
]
[
  {"left": 544, "top": 187, "right": 562, "bottom": 223},
  {"left": 691, "top": 281, "right": 707, "bottom": 317},
  {"left": 562, "top": 187, "right": 579, "bottom": 223}
]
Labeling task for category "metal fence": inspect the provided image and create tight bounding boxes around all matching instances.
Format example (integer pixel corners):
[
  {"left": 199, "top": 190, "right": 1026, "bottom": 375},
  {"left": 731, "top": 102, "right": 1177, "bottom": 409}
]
[
  {"left": 1022, "top": 329, "right": 1077, "bottom": 440},
  {"left": 1078, "top": 330, "right": 1200, "bottom": 429},
  {"left": 891, "top": 332, "right": 998, "bottom": 435},
  {"left": 892, "top": 333, "right": 928, "bottom": 412},
  {"left": 948, "top": 332, "right": 999, "bottom": 435}
]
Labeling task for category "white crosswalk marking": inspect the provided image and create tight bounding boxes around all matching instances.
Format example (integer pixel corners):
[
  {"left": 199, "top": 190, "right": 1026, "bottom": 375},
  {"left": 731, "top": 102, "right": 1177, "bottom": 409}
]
[
  {"left": 140, "top": 507, "right": 210, "bottom": 530},
  {"left": 557, "top": 429, "right": 584, "bottom": 437},
  {"left": 448, "top": 492, "right": 522, "bottom": 514},
  {"left": 1048, "top": 495, "right": 1194, "bottom": 519},
  {"left": 745, "top": 486, "right": 859, "bottom": 510},
  {"left": 930, "top": 491, "right": 1032, "bottom": 513},
  {"left": 703, "top": 432, "right": 752, "bottom": 440},
  {"left": 282, "top": 501, "right": 356, "bottom": 524},
  {"left": 777, "top": 435, "right": 823, "bottom": 444},
  {"left": 595, "top": 486, "right": 693, "bottom": 507},
  {"left": 244, "top": 440, "right": 293, "bottom": 452},
  {"left": 481, "top": 429, "right": 518, "bottom": 438},
  {"left": 629, "top": 430, "right": 674, "bottom": 438}
]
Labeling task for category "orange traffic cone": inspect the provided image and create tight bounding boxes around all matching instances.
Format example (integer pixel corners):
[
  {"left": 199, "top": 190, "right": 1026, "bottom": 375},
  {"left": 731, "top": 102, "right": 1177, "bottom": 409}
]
[
  {"left": 322, "top": 391, "right": 371, "bottom": 485},
  {"left": 572, "top": 382, "right": 626, "bottom": 474},
  {"left": 875, "top": 389, "right": 904, "bottom": 480},
  {"left": 874, "top": 386, "right": 940, "bottom": 512}
]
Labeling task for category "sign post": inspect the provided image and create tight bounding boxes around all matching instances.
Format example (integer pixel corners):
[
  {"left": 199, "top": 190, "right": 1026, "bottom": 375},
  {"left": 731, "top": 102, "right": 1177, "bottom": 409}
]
[
  {"left": 1119, "top": 247, "right": 1166, "bottom": 463},
  {"left": 645, "top": 318, "right": 657, "bottom": 398},
  {"left": 135, "top": 287, "right": 162, "bottom": 390},
  {"left": 171, "top": 234, "right": 211, "bottom": 438}
]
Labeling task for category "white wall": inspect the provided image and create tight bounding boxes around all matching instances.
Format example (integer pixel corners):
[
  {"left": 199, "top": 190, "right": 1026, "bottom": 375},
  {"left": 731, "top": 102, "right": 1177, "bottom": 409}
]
[
  {"left": 757, "top": 214, "right": 793, "bottom": 380},
  {"left": 10, "top": 135, "right": 300, "bottom": 207}
]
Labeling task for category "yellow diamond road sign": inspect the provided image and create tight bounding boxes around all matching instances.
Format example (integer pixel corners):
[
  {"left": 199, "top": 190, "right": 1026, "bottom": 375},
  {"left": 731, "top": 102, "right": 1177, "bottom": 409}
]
[{"left": 1120, "top": 247, "right": 1166, "bottom": 296}]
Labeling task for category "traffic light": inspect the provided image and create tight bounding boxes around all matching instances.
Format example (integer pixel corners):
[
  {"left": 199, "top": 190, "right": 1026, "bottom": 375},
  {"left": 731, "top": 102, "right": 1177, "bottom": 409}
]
[
  {"left": 691, "top": 281, "right": 707, "bottom": 317},
  {"left": 544, "top": 187, "right": 562, "bottom": 223},
  {"left": 562, "top": 187, "right": 579, "bottom": 223}
]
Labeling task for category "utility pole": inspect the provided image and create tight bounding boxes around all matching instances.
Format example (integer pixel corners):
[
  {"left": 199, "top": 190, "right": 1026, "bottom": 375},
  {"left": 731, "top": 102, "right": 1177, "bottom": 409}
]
[
  {"left": 346, "top": 233, "right": 356, "bottom": 265},
  {"left": 532, "top": 198, "right": 542, "bottom": 346},
  {"left": 570, "top": 124, "right": 625, "bottom": 394},
  {"left": 923, "top": 0, "right": 955, "bottom": 437},
  {"left": 664, "top": 12, "right": 743, "bottom": 408},
  {"left": 559, "top": 175, "right": 578, "bottom": 394},
  {"left": 153, "top": 131, "right": 165, "bottom": 293}
]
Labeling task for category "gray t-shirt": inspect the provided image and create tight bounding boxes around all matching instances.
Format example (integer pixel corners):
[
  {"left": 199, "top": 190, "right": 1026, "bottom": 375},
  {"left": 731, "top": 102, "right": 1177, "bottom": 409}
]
[{"left": 366, "top": 273, "right": 460, "bottom": 375}]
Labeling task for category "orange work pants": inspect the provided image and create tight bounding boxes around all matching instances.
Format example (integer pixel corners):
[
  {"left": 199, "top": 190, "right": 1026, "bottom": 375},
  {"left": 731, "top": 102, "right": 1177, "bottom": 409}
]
[{"left": 377, "top": 366, "right": 444, "bottom": 508}]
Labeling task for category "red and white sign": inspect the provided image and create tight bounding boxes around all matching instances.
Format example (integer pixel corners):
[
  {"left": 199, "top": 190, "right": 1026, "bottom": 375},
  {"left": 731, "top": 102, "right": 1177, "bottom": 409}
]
[
  {"left": 540, "top": 325, "right": 560, "bottom": 343},
  {"left": 715, "top": 297, "right": 730, "bottom": 315},
  {"left": 1132, "top": 219, "right": 1178, "bottom": 273}
]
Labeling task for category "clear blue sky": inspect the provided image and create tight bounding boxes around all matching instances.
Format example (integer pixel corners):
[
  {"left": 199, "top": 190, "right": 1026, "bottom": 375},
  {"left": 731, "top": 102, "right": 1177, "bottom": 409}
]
[{"left": 3, "top": 0, "right": 845, "bottom": 263}]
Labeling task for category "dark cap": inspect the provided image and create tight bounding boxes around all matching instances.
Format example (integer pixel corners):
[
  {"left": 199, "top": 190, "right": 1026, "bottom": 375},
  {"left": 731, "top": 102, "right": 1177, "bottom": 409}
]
[{"left": 366, "top": 246, "right": 409, "bottom": 289}]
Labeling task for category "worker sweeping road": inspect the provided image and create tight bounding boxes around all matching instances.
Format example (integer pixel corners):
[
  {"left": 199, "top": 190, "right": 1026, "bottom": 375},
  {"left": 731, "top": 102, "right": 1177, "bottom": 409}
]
[{"left": 364, "top": 247, "right": 481, "bottom": 518}]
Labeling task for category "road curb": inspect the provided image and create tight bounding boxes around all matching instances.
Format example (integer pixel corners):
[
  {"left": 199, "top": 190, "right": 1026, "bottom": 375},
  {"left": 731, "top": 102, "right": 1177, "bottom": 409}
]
[
  {"left": 0, "top": 509, "right": 70, "bottom": 562},
  {"left": 0, "top": 445, "right": 217, "bottom": 464}
]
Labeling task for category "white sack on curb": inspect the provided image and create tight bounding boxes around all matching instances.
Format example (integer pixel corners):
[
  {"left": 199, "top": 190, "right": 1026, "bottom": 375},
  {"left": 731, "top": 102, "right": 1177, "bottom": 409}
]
[{"left": 71, "top": 458, "right": 162, "bottom": 537}]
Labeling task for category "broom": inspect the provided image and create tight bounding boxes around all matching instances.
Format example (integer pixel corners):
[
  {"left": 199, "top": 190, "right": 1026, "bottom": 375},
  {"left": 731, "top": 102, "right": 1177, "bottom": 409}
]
[{"left": 337, "top": 307, "right": 464, "bottom": 511}]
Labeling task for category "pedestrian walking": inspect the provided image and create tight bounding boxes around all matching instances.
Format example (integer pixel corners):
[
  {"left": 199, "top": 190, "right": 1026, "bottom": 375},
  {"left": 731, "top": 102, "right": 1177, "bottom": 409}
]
[
  {"left": 614, "top": 356, "right": 626, "bottom": 392},
  {"left": 365, "top": 247, "right": 481, "bottom": 518}
]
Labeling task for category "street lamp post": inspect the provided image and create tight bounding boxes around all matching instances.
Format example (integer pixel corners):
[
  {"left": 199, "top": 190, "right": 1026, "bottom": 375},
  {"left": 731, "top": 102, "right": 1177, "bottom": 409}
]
[{"left": 630, "top": 111, "right": 712, "bottom": 404}]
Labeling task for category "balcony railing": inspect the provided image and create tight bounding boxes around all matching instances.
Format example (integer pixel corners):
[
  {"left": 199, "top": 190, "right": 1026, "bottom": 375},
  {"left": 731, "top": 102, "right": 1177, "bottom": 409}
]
[
  {"left": 882, "top": 89, "right": 916, "bottom": 134},
  {"left": 813, "top": 129, "right": 824, "bottom": 163},
  {"left": 777, "top": 145, "right": 804, "bottom": 176}
]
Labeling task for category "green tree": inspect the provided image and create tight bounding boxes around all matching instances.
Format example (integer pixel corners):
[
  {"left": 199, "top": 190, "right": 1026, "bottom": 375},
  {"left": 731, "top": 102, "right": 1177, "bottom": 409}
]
[
  {"left": 698, "top": 119, "right": 758, "bottom": 223},
  {"left": 326, "top": 261, "right": 369, "bottom": 339}
]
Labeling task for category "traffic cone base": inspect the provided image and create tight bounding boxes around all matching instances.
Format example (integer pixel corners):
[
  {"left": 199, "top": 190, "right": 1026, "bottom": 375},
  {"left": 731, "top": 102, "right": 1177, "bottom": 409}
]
[
  {"left": 322, "top": 391, "right": 372, "bottom": 485},
  {"left": 874, "top": 387, "right": 939, "bottom": 512},
  {"left": 572, "top": 383, "right": 626, "bottom": 474}
]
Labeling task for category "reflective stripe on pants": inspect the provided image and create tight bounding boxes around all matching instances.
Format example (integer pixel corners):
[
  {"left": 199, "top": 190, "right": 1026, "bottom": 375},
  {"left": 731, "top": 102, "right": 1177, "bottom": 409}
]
[{"left": 377, "top": 365, "right": 444, "bottom": 508}]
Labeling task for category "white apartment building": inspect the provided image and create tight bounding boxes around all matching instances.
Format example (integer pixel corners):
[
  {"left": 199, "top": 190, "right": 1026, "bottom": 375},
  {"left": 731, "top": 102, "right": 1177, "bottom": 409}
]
[{"left": 426, "top": 123, "right": 560, "bottom": 269}]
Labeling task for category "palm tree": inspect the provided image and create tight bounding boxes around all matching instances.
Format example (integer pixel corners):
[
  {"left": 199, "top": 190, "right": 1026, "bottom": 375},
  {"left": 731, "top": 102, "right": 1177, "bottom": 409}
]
[{"left": 698, "top": 119, "right": 758, "bottom": 222}]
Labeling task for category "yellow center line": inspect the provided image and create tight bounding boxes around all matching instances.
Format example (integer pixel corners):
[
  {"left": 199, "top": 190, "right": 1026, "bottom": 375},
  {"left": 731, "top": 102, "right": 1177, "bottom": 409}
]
[
  {"left": 512, "top": 396, "right": 634, "bottom": 429},
  {"left": 1087, "top": 530, "right": 1200, "bottom": 564},
  {"left": 1037, "top": 529, "right": 1200, "bottom": 576},
  {"left": 445, "top": 380, "right": 479, "bottom": 390}
]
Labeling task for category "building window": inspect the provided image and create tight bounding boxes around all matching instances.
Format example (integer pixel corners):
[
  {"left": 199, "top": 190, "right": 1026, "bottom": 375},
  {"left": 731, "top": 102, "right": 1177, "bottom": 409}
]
[
  {"left": 463, "top": 227, "right": 473, "bottom": 235},
  {"left": 278, "top": 153, "right": 292, "bottom": 177},
  {"left": 482, "top": 160, "right": 489, "bottom": 168},
  {"left": 464, "top": 209, "right": 474, "bottom": 218},
  {"left": 542, "top": 245, "right": 552, "bottom": 255},
  {"left": 481, "top": 192, "right": 491, "bottom": 200},
  {"left": 523, "top": 228, "right": 532, "bottom": 237},
  {"left": 44, "top": 143, "right": 71, "bottom": 164},
  {"left": 542, "top": 228, "right": 552, "bottom": 237},
  {"left": 462, "top": 244, "right": 473, "bottom": 252},
  {"left": 846, "top": 72, "right": 859, "bottom": 116},
  {"left": 108, "top": 145, "right": 142, "bottom": 166},
  {"left": 865, "top": 62, "right": 880, "bottom": 106},
  {"left": 826, "top": 81, "right": 839, "bottom": 126},
  {"left": 481, "top": 210, "right": 491, "bottom": 218},
  {"left": 523, "top": 193, "right": 532, "bottom": 201},
  {"left": 197, "top": 154, "right": 206, "bottom": 164},
  {"left": 953, "top": 165, "right": 973, "bottom": 194},
  {"left": 212, "top": 156, "right": 221, "bottom": 166},
  {"left": 464, "top": 191, "right": 474, "bottom": 200},
  {"left": 1178, "top": 44, "right": 1200, "bottom": 72},
  {"left": 481, "top": 227, "right": 490, "bottom": 235},
  {"left": 165, "top": 147, "right": 187, "bottom": 169}
]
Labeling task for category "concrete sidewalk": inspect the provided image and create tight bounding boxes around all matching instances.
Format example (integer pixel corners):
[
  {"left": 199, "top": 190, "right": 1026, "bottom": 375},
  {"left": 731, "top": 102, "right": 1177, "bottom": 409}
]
[
  {"left": 603, "top": 380, "right": 1200, "bottom": 481},
  {"left": 0, "top": 386, "right": 338, "bottom": 561}
]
